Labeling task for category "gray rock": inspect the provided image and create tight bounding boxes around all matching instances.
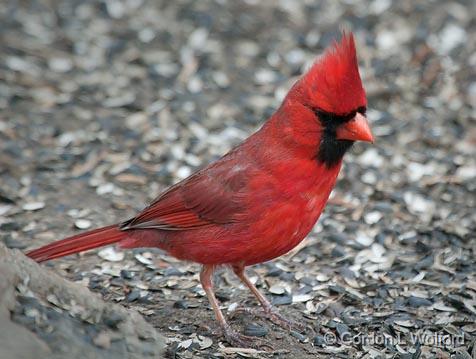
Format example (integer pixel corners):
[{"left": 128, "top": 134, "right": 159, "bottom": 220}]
[{"left": 0, "top": 243, "right": 166, "bottom": 359}]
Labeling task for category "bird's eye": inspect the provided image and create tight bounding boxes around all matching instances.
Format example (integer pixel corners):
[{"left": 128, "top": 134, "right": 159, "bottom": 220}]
[
  {"left": 313, "top": 109, "right": 333, "bottom": 123},
  {"left": 312, "top": 106, "right": 366, "bottom": 126},
  {"left": 357, "top": 106, "right": 367, "bottom": 116}
]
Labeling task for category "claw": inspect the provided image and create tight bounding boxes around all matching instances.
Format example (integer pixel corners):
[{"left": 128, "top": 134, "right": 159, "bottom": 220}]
[
  {"left": 262, "top": 306, "right": 306, "bottom": 331},
  {"left": 232, "top": 305, "right": 306, "bottom": 331},
  {"left": 230, "top": 265, "right": 307, "bottom": 333},
  {"left": 222, "top": 325, "right": 262, "bottom": 348}
]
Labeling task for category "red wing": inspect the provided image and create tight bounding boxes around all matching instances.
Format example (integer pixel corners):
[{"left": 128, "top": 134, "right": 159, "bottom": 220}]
[{"left": 121, "top": 163, "right": 249, "bottom": 231}]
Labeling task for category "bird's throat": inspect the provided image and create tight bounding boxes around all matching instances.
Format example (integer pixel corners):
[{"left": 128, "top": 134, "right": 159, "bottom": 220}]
[{"left": 317, "top": 132, "right": 354, "bottom": 168}]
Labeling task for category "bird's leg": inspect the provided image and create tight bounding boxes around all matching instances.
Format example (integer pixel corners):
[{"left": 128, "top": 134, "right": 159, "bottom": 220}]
[
  {"left": 231, "top": 264, "right": 305, "bottom": 331},
  {"left": 199, "top": 265, "right": 256, "bottom": 347}
]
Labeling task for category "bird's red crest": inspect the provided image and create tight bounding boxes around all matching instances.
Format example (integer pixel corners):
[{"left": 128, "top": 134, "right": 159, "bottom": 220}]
[{"left": 301, "top": 32, "right": 366, "bottom": 114}]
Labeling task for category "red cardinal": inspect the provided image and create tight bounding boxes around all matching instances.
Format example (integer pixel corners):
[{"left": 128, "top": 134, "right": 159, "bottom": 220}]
[{"left": 27, "top": 32, "right": 373, "bottom": 346}]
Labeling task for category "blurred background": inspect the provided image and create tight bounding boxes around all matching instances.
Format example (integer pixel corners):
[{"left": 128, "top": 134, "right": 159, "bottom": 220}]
[{"left": 0, "top": 1, "right": 475, "bottom": 358}]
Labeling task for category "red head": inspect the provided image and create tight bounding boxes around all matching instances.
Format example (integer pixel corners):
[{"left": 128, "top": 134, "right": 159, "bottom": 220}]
[
  {"left": 302, "top": 32, "right": 367, "bottom": 115},
  {"left": 283, "top": 32, "right": 373, "bottom": 167}
]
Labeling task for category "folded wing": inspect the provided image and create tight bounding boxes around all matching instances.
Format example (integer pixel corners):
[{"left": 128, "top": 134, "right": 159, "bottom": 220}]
[{"left": 121, "top": 160, "right": 250, "bottom": 231}]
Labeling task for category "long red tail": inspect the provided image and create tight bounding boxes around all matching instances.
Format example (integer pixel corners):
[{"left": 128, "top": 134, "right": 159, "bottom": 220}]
[{"left": 26, "top": 224, "right": 127, "bottom": 262}]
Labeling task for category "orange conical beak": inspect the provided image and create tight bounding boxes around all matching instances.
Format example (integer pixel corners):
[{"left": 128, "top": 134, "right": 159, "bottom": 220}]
[{"left": 335, "top": 112, "right": 374, "bottom": 143}]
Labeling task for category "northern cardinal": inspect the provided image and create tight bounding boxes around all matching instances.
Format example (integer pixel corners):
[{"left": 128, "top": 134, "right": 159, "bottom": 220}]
[{"left": 27, "top": 32, "right": 373, "bottom": 346}]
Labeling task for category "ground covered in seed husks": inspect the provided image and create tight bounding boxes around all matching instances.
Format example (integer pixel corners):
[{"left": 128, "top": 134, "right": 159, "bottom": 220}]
[{"left": 1, "top": 0, "right": 475, "bottom": 358}]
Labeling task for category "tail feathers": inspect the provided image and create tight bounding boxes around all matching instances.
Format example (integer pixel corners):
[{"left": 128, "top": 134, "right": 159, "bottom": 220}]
[{"left": 26, "top": 224, "right": 127, "bottom": 262}]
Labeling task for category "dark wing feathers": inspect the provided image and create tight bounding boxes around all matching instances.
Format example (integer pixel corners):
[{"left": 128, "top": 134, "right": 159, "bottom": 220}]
[{"left": 121, "top": 161, "right": 249, "bottom": 231}]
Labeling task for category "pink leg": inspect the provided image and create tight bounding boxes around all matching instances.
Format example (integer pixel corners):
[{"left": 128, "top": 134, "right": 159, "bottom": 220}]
[
  {"left": 200, "top": 265, "right": 257, "bottom": 347},
  {"left": 232, "top": 264, "right": 305, "bottom": 331}
]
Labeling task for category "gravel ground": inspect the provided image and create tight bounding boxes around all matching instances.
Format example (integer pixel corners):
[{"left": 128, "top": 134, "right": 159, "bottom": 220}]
[{"left": 1, "top": 0, "right": 475, "bottom": 358}]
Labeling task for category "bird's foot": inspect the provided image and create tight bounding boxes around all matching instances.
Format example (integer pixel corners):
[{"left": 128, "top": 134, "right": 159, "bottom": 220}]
[
  {"left": 221, "top": 325, "right": 261, "bottom": 348},
  {"left": 263, "top": 306, "right": 306, "bottom": 331},
  {"left": 232, "top": 305, "right": 306, "bottom": 331}
]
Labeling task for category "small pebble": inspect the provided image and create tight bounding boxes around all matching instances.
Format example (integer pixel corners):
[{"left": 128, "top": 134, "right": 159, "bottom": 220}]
[
  {"left": 173, "top": 300, "right": 189, "bottom": 309},
  {"left": 243, "top": 323, "right": 268, "bottom": 337},
  {"left": 269, "top": 284, "right": 286, "bottom": 295},
  {"left": 336, "top": 323, "right": 350, "bottom": 339},
  {"left": 437, "top": 23, "right": 467, "bottom": 54},
  {"left": 120, "top": 270, "right": 134, "bottom": 279},
  {"left": 74, "top": 219, "right": 92, "bottom": 229},
  {"left": 3, "top": 236, "right": 27, "bottom": 249},
  {"left": 93, "top": 331, "right": 111, "bottom": 349},
  {"left": 290, "top": 330, "right": 307, "bottom": 342},
  {"left": 313, "top": 335, "right": 326, "bottom": 347},
  {"left": 331, "top": 245, "right": 346, "bottom": 257},
  {"left": 98, "top": 247, "right": 124, "bottom": 262},
  {"left": 126, "top": 289, "right": 141, "bottom": 302},
  {"left": 271, "top": 294, "right": 293, "bottom": 306},
  {"left": 407, "top": 296, "right": 433, "bottom": 307},
  {"left": 23, "top": 202, "right": 45, "bottom": 211},
  {"left": 103, "top": 312, "right": 123, "bottom": 328}
]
